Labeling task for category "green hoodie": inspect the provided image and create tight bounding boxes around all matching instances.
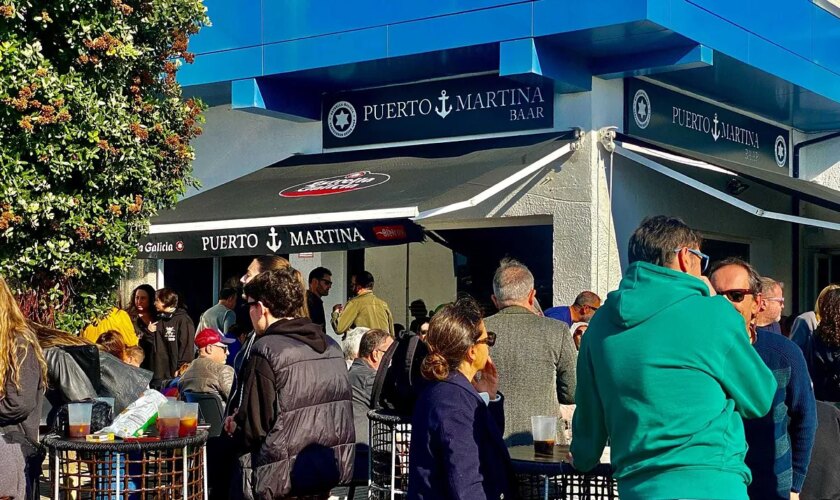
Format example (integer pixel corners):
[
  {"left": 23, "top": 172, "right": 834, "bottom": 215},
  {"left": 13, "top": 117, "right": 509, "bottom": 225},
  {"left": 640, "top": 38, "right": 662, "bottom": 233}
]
[{"left": 571, "top": 261, "right": 776, "bottom": 500}]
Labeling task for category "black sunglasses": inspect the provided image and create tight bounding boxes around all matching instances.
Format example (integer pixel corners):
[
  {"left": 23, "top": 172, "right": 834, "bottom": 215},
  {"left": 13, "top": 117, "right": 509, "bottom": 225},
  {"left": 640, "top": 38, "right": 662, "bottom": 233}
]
[
  {"left": 246, "top": 300, "right": 259, "bottom": 308},
  {"left": 716, "top": 289, "right": 755, "bottom": 303},
  {"left": 475, "top": 331, "right": 496, "bottom": 347}
]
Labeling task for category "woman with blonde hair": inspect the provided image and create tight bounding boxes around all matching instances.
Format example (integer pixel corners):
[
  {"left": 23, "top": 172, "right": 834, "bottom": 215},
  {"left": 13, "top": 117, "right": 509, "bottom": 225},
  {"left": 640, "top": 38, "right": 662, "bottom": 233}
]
[{"left": 0, "top": 276, "right": 48, "bottom": 499}]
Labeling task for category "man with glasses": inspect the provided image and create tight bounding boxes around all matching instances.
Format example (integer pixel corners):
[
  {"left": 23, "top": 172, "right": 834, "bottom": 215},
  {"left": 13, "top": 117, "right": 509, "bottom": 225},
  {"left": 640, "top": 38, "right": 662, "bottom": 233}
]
[
  {"left": 348, "top": 329, "right": 394, "bottom": 487},
  {"left": 571, "top": 216, "right": 775, "bottom": 500},
  {"left": 178, "top": 328, "right": 236, "bottom": 407},
  {"left": 710, "top": 258, "right": 816, "bottom": 500},
  {"left": 307, "top": 266, "right": 333, "bottom": 332},
  {"left": 484, "top": 257, "right": 578, "bottom": 446},
  {"left": 757, "top": 277, "right": 785, "bottom": 334}
]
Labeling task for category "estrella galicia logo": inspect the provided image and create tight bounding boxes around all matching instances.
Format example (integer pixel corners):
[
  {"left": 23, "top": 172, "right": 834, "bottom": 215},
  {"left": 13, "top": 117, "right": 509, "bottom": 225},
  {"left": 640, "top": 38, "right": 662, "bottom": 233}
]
[
  {"left": 280, "top": 171, "right": 390, "bottom": 198},
  {"left": 774, "top": 135, "right": 788, "bottom": 168},
  {"left": 327, "top": 101, "right": 357, "bottom": 139},
  {"left": 633, "top": 89, "right": 651, "bottom": 129},
  {"left": 175, "top": 241, "right": 184, "bottom": 252}
]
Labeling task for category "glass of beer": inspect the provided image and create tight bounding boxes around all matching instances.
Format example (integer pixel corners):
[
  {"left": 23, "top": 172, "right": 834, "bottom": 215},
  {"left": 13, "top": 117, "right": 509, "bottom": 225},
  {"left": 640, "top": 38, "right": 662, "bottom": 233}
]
[
  {"left": 68, "top": 403, "right": 93, "bottom": 438},
  {"left": 157, "top": 401, "right": 181, "bottom": 439},
  {"left": 531, "top": 415, "right": 557, "bottom": 457},
  {"left": 179, "top": 403, "right": 199, "bottom": 437}
]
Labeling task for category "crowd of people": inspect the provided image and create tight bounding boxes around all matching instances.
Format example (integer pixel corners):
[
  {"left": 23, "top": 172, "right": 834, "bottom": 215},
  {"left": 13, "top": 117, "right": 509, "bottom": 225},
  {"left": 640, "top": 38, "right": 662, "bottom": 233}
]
[{"left": 2, "top": 215, "right": 840, "bottom": 499}]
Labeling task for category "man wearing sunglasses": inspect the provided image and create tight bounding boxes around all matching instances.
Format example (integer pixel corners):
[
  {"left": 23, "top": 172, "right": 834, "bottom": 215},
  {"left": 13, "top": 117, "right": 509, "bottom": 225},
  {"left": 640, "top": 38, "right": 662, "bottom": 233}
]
[
  {"left": 710, "top": 258, "right": 816, "bottom": 500},
  {"left": 178, "top": 328, "right": 236, "bottom": 406},
  {"left": 571, "top": 215, "right": 775, "bottom": 500},
  {"left": 307, "top": 266, "right": 333, "bottom": 332}
]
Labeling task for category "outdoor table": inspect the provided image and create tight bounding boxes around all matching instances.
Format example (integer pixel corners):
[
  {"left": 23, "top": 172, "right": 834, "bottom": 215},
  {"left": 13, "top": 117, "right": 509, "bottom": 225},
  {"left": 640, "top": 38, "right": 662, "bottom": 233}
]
[
  {"left": 508, "top": 445, "right": 618, "bottom": 500},
  {"left": 42, "top": 430, "right": 209, "bottom": 499}
]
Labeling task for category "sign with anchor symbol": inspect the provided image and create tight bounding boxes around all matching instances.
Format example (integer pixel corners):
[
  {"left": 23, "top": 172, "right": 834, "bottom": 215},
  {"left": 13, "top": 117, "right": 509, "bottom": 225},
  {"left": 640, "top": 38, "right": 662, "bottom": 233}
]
[
  {"left": 435, "top": 91, "right": 453, "bottom": 119},
  {"left": 266, "top": 227, "right": 283, "bottom": 252},
  {"left": 322, "top": 75, "right": 553, "bottom": 148},
  {"left": 626, "top": 79, "right": 790, "bottom": 173}
]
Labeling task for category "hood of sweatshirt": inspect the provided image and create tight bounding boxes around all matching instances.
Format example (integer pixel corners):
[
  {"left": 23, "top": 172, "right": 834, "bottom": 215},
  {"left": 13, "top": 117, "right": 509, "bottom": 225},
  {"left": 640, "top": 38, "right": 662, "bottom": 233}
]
[
  {"left": 262, "top": 317, "right": 328, "bottom": 353},
  {"left": 602, "top": 261, "right": 711, "bottom": 330}
]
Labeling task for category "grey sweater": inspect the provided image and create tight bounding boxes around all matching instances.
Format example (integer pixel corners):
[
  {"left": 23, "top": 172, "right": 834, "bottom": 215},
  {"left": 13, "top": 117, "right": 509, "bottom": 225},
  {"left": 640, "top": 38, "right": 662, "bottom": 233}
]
[
  {"left": 484, "top": 305, "right": 577, "bottom": 446},
  {"left": 0, "top": 340, "right": 43, "bottom": 442}
]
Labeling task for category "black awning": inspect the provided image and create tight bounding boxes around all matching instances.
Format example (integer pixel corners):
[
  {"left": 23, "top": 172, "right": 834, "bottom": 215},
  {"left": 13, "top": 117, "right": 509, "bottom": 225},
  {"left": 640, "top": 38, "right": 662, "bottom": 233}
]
[{"left": 138, "top": 131, "right": 578, "bottom": 259}]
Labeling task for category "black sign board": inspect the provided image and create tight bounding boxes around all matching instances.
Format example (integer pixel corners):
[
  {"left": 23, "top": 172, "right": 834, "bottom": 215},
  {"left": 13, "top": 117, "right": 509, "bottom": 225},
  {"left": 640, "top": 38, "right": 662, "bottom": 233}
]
[
  {"left": 322, "top": 75, "right": 554, "bottom": 148},
  {"left": 137, "top": 220, "right": 425, "bottom": 259},
  {"left": 625, "top": 79, "right": 790, "bottom": 174}
]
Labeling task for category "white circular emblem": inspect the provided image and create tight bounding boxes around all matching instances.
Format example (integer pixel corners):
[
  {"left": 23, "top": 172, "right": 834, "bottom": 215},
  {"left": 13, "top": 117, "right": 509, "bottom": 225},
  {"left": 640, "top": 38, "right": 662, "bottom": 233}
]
[
  {"left": 774, "top": 135, "right": 788, "bottom": 168},
  {"left": 633, "top": 89, "right": 651, "bottom": 129},
  {"left": 327, "top": 101, "right": 357, "bottom": 139}
]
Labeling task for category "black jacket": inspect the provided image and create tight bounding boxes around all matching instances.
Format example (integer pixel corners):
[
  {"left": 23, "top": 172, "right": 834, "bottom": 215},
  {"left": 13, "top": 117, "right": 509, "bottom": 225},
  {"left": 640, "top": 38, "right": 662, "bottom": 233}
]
[
  {"left": 808, "top": 332, "right": 840, "bottom": 402},
  {"left": 234, "top": 318, "right": 354, "bottom": 499},
  {"left": 801, "top": 401, "right": 840, "bottom": 500},
  {"left": 408, "top": 372, "right": 518, "bottom": 500},
  {"left": 140, "top": 308, "right": 195, "bottom": 385}
]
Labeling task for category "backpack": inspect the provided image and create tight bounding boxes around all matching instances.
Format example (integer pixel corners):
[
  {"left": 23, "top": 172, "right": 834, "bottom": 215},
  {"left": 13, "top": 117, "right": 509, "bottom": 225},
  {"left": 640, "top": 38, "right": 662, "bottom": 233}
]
[
  {"left": 371, "top": 332, "right": 429, "bottom": 415},
  {"left": 50, "top": 399, "right": 114, "bottom": 436}
]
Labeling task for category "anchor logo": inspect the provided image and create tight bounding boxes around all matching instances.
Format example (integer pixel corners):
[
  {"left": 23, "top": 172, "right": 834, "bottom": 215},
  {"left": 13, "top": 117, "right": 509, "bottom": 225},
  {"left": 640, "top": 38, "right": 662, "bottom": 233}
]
[
  {"left": 266, "top": 227, "right": 283, "bottom": 253},
  {"left": 435, "top": 90, "right": 452, "bottom": 119},
  {"left": 711, "top": 113, "right": 720, "bottom": 142}
]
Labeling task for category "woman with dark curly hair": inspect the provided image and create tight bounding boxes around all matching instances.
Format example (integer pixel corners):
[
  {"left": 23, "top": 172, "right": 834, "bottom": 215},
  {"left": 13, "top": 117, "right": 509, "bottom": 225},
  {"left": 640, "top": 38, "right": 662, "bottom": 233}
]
[
  {"left": 809, "top": 288, "right": 840, "bottom": 402},
  {"left": 407, "top": 296, "right": 519, "bottom": 500}
]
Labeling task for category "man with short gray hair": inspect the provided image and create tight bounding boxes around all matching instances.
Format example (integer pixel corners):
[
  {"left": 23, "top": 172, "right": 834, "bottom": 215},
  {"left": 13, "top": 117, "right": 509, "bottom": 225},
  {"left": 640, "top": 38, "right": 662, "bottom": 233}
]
[
  {"left": 757, "top": 277, "right": 785, "bottom": 334},
  {"left": 484, "top": 257, "right": 578, "bottom": 446}
]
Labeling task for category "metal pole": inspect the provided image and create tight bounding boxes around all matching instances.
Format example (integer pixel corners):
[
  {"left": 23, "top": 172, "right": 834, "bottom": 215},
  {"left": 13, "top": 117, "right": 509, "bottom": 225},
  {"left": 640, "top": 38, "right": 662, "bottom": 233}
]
[
  {"left": 116, "top": 452, "right": 121, "bottom": 500},
  {"left": 183, "top": 445, "right": 188, "bottom": 499},
  {"left": 203, "top": 445, "right": 208, "bottom": 500},
  {"left": 405, "top": 244, "right": 410, "bottom": 328},
  {"left": 53, "top": 448, "right": 59, "bottom": 499}
]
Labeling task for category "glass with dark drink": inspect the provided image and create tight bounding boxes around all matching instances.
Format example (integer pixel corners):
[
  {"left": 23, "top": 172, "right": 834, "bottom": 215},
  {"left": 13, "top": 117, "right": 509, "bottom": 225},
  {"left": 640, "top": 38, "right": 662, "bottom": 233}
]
[
  {"left": 157, "top": 401, "right": 181, "bottom": 439},
  {"left": 531, "top": 415, "right": 558, "bottom": 457},
  {"left": 179, "top": 403, "right": 199, "bottom": 437}
]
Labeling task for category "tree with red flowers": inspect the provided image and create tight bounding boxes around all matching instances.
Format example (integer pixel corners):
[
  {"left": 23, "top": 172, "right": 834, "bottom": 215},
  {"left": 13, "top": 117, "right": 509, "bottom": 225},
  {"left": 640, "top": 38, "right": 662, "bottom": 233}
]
[{"left": 0, "top": 0, "right": 209, "bottom": 330}]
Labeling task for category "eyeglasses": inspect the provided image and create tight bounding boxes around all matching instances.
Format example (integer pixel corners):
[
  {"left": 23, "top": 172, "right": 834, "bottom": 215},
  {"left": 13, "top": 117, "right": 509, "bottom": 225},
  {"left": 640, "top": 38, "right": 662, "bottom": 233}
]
[
  {"left": 716, "top": 288, "right": 755, "bottom": 303},
  {"left": 765, "top": 297, "right": 785, "bottom": 305},
  {"left": 213, "top": 344, "right": 229, "bottom": 353},
  {"left": 246, "top": 300, "right": 259, "bottom": 308},
  {"left": 320, "top": 279, "right": 333, "bottom": 286},
  {"left": 475, "top": 331, "right": 496, "bottom": 347},
  {"left": 673, "top": 247, "right": 710, "bottom": 273}
]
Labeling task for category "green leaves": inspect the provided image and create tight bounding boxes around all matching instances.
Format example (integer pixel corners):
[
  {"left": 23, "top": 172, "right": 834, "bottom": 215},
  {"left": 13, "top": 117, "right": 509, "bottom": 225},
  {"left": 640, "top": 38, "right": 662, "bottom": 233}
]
[{"left": 0, "top": 0, "right": 208, "bottom": 330}]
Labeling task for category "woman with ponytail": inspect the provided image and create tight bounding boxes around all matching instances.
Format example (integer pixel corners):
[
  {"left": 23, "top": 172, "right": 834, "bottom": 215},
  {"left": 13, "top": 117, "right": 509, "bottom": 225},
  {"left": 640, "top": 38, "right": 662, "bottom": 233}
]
[{"left": 407, "top": 296, "right": 519, "bottom": 500}]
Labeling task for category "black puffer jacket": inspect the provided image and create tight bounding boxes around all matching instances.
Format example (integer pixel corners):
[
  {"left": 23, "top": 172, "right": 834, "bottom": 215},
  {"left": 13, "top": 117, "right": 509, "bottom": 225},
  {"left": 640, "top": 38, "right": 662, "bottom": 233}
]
[
  {"left": 808, "top": 332, "right": 840, "bottom": 402},
  {"left": 234, "top": 318, "right": 354, "bottom": 499}
]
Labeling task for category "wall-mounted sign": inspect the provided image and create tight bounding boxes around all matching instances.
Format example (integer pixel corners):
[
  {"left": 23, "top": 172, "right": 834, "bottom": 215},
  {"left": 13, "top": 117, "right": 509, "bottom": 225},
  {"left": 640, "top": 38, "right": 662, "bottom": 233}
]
[
  {"left": 137, "top": 220, "right": 425, "bottom": 259},
  {"left": 625, "top": 79, "right": 790, "bottom": 174},
  {"left": 322, "top": 75, "right": 554, "bottom": 148}
]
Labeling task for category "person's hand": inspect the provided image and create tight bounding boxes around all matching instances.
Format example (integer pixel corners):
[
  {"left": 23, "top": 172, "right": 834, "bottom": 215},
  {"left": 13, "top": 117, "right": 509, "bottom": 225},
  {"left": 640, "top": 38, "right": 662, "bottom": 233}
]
[
  {"left": 332, "top": 304, "right": 343, "bottom": 314},
  {"left": 698, "top": 276, "right": 716, "bottom": 296},
  {"left": 790, "top": 492, "right": 799, "bottom": 500},
  {"left": 223, "top": 411, "right": 237, "bottom": 435},
  {"left": 472, "top": 358, "right": 498, "bottom": 400},
  {"left": 148, "top": 322, "right": 157, "bottom": 333},
  {"left": 566, "top": 451, "right": 574, "bottom": 466}
]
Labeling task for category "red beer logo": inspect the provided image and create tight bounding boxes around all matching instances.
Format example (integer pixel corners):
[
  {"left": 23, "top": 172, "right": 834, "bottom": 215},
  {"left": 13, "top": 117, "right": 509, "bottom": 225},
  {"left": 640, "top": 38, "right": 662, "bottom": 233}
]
[
  {"left": 280, "top": 171, "right": 390, "bottom": 198},
  {"left": 373, "top": 225, "right": 408, "bottom": 241}
]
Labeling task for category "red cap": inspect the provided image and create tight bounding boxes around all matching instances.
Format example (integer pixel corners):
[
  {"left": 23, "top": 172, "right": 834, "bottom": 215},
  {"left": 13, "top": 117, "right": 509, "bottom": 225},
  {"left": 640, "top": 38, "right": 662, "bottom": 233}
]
[{"left": 194, "top": 328, "right": 235, "bottom": 349}]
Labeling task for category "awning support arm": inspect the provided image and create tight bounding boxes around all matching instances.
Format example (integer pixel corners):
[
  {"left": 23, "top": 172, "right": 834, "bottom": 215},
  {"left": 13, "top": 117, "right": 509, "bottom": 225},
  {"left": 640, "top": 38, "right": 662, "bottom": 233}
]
[
  {"left": 615, "top": 143, "right": 840, "bottom": 232},
  {"left": 414, "top": 131, "right": 583, "bottom": 220}
]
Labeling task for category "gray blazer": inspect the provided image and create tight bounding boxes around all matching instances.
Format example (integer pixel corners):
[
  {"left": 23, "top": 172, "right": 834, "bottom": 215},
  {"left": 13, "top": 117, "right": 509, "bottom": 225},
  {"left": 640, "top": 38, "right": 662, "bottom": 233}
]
[{"left": 484, "top": 305, "right": 578, "bottom": 446}]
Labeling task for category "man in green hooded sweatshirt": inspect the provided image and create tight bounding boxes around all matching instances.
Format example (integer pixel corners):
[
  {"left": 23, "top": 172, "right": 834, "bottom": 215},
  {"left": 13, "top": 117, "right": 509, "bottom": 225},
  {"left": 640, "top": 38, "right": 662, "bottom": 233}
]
[{"left": 570, "top": 215, "right": 776, "bottom": 500}]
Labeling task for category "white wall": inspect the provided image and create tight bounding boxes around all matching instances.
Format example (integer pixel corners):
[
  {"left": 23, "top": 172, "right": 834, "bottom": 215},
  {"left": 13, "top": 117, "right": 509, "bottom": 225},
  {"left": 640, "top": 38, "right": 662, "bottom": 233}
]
[
  {"left": 365, "top": 241, "right": 458, "bottom": 328},
  {"left": 186, "top": 105, "right": 320, "bottom": 197},
  {"left": 798, "top": 134, "right": 840, "bottom": 189}
]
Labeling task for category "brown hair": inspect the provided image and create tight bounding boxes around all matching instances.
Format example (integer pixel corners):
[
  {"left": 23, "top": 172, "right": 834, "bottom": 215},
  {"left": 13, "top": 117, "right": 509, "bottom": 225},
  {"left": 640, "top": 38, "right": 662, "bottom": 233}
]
[
  {"left": 0, "top": 277, "right": 48, "bottom": 396},
  {"left": 816, "top": 288, "right": 840, "bottom": 347},
  {"left": 155, "top": 287, "right": 179, "bottom": 309},
  {"left": 251, "top": 256, "right": 309, "bottom": 318},
  {"left": 244, "top": 267, "right": 305, "bottom": 319},
  {"left": 32, "top": 321, "right": 93, "bottom": 350},
  {"left": 420, "top": 296, "right": 483, "bottom": 382},
  {"left": 96, "top": 330, "right": 127, "bottom": 361}
]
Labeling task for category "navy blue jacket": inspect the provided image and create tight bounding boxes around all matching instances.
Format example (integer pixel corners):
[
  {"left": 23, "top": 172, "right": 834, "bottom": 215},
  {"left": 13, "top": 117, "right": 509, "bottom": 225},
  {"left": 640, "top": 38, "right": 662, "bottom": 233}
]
[{"left": 408, "top": 372, "right": 518, "bottom": 500}]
